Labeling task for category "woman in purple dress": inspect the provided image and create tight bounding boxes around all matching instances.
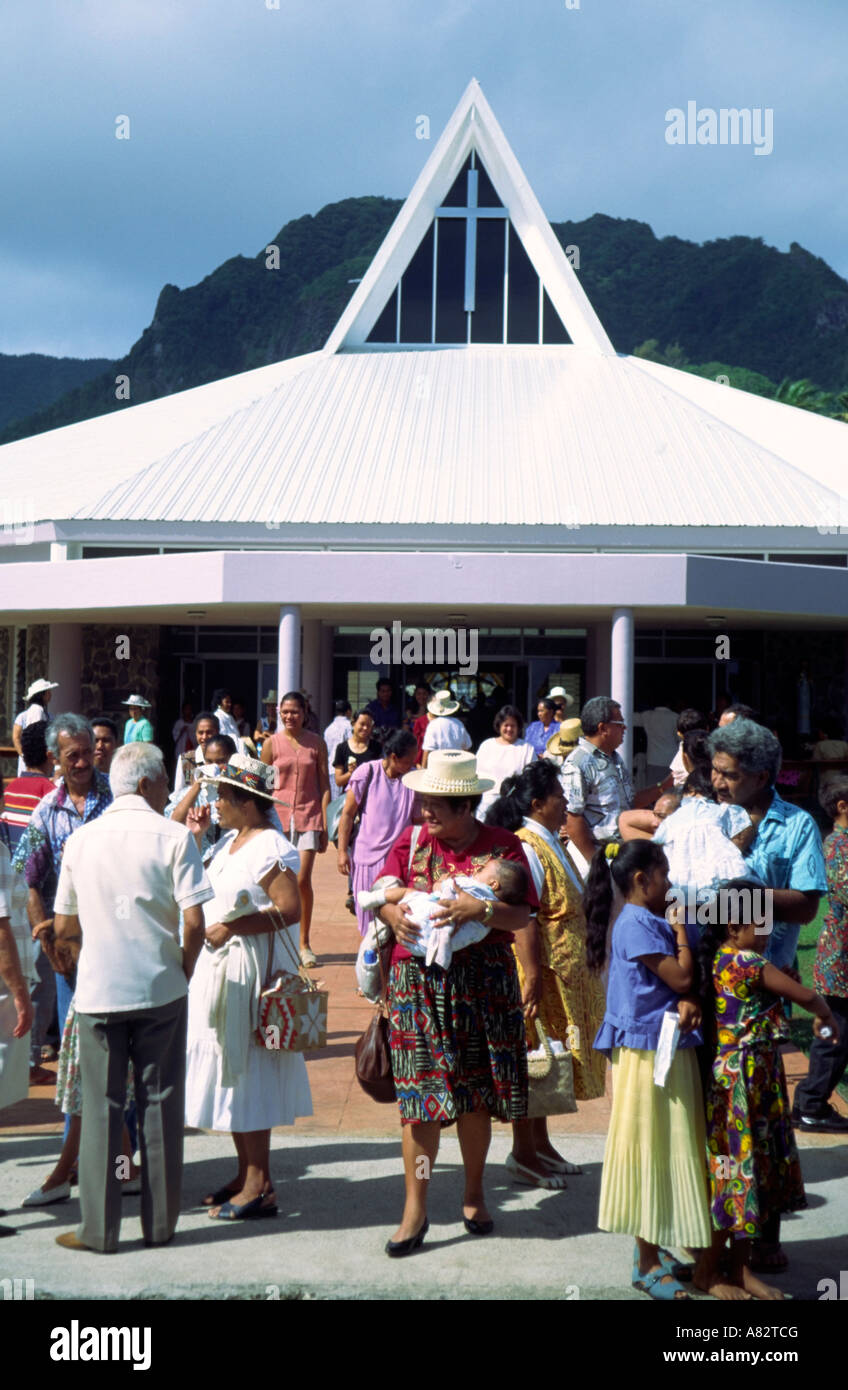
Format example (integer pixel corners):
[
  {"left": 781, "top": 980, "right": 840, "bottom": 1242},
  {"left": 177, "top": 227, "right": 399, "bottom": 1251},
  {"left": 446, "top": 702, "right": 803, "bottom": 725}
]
[{"left": 336, "top": 730, "right": 420, "bottom": 936}]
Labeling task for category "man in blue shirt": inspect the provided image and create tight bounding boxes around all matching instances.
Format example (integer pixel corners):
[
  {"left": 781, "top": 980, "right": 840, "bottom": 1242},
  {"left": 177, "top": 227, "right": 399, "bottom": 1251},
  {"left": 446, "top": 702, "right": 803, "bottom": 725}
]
[
  {"left": 708, "top": 719, "right": 826, "bottom": 972},
  {"left": 708, "top": 717, "right": 826, "bottom": 1275}
]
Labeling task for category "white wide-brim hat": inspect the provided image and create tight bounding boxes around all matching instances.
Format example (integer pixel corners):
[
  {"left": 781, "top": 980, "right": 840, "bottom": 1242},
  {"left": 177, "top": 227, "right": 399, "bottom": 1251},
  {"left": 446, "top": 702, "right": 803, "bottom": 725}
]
[
  {"left": 201, "top": 753, "right": 290, "bottom": 807},
  {"left": 261, "top": 689, "right": 277, "bottom": 705},
  {"left": 25, "top": 678, "right": 59, "bottom": 701},
  {"left": 548, "top": 687, "right": 575, "bottom": 707},
  {"left": 427, "top": 689, "right": 461, "bottom": 717},
  {"left": 402, "top": 749, "right": 493, "bottom": 796},
  {"left": 122, "top": 694, "right": 152, "bottom": 708}
]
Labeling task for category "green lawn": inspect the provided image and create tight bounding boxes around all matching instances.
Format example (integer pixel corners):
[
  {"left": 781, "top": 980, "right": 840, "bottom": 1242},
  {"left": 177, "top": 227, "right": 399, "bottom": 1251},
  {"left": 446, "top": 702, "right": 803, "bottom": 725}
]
[{"left": 790, "top": 900, "right": 848, "bottom": 1104}]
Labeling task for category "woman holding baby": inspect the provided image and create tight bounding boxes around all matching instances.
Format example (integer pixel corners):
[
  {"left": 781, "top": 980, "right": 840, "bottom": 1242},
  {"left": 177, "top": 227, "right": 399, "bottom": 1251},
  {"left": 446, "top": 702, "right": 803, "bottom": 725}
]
[{"left": 375, "top": 749, "right": 539, "bottom": 1256}]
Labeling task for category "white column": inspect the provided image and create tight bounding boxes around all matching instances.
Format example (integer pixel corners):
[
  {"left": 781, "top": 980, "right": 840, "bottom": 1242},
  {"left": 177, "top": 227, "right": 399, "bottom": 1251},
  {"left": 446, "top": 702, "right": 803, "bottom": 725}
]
[
  {"left": 301, "top": 618, "right": 321, "bottom": 719},
  {"left": 48, "top": 623, "right": 83, "bottom": 714},
  {"left": 277, "top": 605, "right": 301, "bottom": 703},
  {"left": 611, "top": 607, "right": 634, "bottom": 775}
]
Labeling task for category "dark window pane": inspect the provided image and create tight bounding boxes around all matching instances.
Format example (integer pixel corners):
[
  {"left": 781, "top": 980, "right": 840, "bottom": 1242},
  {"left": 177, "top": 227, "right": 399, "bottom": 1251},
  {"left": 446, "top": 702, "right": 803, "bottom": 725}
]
[
  {"left": 435, "top": 217, "right": 466, "bottom": 343},
  {"left": 441, "top": 155, "right": 472, "bottom": 207},
  {"left": 400, "top": 224, "right": 434, "bottom": 342},
  {"left": 476, "top": 158, "right": 503, "bottom": 207},
  {"left": 507, "top": 224, "right": 539, "bottom": 343},
  {"left": 542, "top": 289, "right": 570, "bottom": 344},
  {"left": 471, "top": 217, "right": 506, "bottom": 343},
  {"left": 367, "top": 286, "right": 397, "bottom": 343}
]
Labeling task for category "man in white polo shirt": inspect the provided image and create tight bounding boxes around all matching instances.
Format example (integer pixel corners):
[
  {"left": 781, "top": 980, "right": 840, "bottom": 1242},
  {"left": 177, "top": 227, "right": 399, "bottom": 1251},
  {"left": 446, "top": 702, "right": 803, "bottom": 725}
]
[
  {"left": 421, "top": 690, "right": 472, "bottom": 767},
  {"left": 53, "top": 742, "right": 212, "bottom": 1254}
]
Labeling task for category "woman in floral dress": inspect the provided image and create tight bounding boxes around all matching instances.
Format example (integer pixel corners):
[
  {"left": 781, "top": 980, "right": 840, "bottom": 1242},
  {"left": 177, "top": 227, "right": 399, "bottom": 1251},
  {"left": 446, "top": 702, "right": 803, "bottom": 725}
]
[{"left": 693, "top": 880, "right": 839, "bottom": 1298}]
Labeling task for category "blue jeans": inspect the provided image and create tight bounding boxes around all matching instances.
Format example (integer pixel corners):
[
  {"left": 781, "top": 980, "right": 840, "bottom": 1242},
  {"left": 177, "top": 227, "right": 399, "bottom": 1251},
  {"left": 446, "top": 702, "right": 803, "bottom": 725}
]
[
  {"left": 764, "top": 921, "right": 801, "bottom": 973},
  {"left": 29, "top": 942, "right": 57, "bottom": 1066}
]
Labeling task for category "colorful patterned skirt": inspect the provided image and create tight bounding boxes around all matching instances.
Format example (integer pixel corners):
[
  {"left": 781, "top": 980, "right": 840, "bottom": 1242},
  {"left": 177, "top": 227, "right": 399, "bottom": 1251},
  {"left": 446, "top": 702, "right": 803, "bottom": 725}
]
[
  {"left": 388, "top": 939, "right": 528, "bottom": 1126},
  {"left": 56, "top": 999, "right": 135, "bottom": 1118},
  {"left": 706, "top": 1039, "right": 806, "bottom": 1236}
]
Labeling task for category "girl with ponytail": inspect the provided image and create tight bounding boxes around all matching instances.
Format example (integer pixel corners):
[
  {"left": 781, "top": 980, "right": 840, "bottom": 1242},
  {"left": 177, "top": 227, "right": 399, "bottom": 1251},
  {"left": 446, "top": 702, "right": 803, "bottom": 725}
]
[{"left": 589, "top": 839, "right": 713, "bottom": 1300}]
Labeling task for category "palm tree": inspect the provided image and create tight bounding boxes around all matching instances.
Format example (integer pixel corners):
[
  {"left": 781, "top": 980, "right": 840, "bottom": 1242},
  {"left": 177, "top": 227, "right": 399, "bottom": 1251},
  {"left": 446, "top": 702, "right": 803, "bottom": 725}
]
[
  {"left": 830, "top": 389, "right": 848, "bottom": 423},
  {"left": 773, "top": 378, "right": 832, "bottom": 413}
]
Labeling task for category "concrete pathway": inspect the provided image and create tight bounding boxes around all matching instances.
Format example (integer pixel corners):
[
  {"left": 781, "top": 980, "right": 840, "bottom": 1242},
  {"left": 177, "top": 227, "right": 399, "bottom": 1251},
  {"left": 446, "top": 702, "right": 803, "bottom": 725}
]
[{"left": 2, "top": 854, "right": 846, "bottom": 1299}]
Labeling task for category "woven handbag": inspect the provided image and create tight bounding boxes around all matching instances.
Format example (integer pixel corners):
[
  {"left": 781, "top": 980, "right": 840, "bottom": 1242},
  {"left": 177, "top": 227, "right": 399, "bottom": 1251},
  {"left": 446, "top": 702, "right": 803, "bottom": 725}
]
[
  {"left": 526, "top": 1020, "right": 577, "bottom": 1118},
  {"left": 255, "top": 909, "right": 328, "bottom": 1053}
]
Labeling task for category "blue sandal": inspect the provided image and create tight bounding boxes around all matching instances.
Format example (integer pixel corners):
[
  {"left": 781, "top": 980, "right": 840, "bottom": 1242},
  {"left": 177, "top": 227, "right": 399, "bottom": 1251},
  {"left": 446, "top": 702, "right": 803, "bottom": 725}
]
[
  {"left": 208, "top": 1196, "right": 278, "bottom": 1221},
  {"left": 633, "top": 1243, "right": 693, "bottom": 1283},
  {"left": 633, "top": 1266, "right": 689, "bottom": 1300}
]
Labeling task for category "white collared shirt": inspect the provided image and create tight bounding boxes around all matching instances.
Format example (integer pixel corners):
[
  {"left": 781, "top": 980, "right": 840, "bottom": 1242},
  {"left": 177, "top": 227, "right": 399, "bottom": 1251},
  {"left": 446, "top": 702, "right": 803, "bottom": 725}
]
[
  {"left": 54, "top": 794, "right": 213, "bottom": 1013},
  {"left": 520, "top": 817, "right": 584, "bottom": 897}
]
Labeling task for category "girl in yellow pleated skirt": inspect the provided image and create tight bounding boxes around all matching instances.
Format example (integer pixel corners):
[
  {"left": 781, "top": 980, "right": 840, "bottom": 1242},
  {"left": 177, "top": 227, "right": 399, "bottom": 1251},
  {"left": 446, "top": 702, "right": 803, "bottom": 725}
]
[{"left": 584, "top": 839, "right": 712, "bottom": 1301}]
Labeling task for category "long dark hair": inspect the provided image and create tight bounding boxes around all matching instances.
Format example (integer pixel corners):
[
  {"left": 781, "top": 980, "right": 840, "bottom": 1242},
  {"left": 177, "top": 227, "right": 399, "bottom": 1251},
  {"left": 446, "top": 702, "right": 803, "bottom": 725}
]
[
  {"left": 583, "top": 840, "right": 667, "bottom": 973},
  {"left": 696, "top": 876, "right": 764, "bottom": 1026},
  {"left": 485, "top": 760, "right": 562, "bottom": 831}
]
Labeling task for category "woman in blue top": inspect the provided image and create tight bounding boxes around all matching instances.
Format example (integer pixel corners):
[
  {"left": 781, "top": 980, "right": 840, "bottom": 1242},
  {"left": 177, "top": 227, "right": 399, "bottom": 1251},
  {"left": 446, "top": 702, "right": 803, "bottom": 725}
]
[{"left": 584, "top": 839, "right": 712, "bottom": 1301}]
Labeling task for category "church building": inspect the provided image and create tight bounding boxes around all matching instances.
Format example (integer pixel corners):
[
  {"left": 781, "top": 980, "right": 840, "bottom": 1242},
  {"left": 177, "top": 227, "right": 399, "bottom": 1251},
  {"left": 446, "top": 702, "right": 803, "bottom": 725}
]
[{"left": 2, "top": 79, "right": 847, "bottom": 764}]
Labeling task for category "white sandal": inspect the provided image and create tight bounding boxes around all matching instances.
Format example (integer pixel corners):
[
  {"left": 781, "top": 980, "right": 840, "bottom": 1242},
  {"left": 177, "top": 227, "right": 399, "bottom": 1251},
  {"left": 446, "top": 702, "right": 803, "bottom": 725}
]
[
  {"left": 536, "top": 1152, "right": 583, "bottom": 1175},
  {"left": 505, "top": 1153, "right": 568, "bottom": 1189}
]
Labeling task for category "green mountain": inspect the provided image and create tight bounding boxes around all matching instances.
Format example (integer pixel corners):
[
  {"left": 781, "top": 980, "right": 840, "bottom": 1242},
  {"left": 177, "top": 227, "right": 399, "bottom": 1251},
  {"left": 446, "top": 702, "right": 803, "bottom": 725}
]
[
  {"left": 0, "top": 352, "right": 114, "bottom": 433},
  {"left": 3, "top": 201, "right": 847, "bottom": 444}
]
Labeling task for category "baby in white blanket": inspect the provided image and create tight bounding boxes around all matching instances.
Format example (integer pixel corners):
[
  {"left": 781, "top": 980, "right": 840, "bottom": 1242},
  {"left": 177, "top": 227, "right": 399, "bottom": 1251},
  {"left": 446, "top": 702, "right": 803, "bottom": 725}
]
[{"left": 358, "top": 857, "right": 528, "bottom": 970}]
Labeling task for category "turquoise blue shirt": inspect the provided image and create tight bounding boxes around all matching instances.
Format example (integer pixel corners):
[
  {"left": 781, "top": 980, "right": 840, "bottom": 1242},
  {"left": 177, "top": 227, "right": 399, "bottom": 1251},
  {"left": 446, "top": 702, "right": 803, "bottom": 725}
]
[
  {"left": 124, "top": 717, "right": 154, "bottom": 743},
  {"left": 743, "top": 790, "right": 826, "bottom": 966}
]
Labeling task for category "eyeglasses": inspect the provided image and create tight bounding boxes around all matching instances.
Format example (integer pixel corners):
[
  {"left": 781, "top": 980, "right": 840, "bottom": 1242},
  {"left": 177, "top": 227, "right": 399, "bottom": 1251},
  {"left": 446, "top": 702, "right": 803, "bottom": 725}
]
[{"left": 606, "top": 720, "right": 627, "bottom": 728}]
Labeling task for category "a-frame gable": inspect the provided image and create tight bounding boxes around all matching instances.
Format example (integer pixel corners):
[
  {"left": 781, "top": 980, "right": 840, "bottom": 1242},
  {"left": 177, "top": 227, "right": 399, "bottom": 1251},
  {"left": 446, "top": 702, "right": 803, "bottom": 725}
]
[{"left": 325, "top": 79, "right": 614, "bottom": 354}]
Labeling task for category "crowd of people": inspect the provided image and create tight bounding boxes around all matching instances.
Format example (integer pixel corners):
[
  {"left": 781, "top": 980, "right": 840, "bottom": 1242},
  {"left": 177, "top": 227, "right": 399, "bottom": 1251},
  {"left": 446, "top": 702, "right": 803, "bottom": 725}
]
[{"left": 0, "top": 676, "right": 846, "bottom": 1300}]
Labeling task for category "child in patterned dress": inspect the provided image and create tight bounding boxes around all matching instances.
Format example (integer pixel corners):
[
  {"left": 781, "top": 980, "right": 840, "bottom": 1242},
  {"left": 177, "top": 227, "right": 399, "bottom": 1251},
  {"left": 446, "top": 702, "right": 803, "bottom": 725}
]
[{"left": 694, "top": 878, "right": 840, "bottom": 1300}]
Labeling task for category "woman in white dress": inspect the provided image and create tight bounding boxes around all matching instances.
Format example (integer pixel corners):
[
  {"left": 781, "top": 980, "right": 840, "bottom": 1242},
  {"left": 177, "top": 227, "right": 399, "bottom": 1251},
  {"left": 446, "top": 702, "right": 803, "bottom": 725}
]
[
  {"left": 475, "top": 705, "right": 536, "bottom": 822},
  {"left": 184, "top": 755, "right": 312, "bottom": 1220}
]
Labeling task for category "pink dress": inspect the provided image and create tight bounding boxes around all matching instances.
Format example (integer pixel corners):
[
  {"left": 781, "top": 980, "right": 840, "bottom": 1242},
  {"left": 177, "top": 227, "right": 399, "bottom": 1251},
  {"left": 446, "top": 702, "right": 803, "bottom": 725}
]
[
  {"left": 268, "top": 731, "right": 324, "bottom": 835},
  {"left": 348, "top": 760, "right": 417, "bottom": 936}
]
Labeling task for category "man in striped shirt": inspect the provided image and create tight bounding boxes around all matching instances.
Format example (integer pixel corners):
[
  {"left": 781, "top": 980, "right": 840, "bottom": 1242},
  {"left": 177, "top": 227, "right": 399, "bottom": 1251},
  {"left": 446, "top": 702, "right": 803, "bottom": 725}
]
[{"left": 1, "top": 723, "right": 56, "bottom": 852}]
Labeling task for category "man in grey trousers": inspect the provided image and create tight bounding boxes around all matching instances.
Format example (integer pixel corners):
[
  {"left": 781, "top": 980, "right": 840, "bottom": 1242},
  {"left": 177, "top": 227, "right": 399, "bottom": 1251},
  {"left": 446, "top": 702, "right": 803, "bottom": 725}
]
[{"left": 53, "top": 742, "right": 212, "bottom": 1253}]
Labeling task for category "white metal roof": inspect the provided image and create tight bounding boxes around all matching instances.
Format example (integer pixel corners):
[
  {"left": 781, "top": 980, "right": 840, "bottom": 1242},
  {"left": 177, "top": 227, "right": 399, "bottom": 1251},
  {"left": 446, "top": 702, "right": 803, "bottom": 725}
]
[
  {"left": 0, "top": 80, "right": 845, "bottom": 541},
  {"left": 70, "top": 345, "right": 845, "bottom": 530}
]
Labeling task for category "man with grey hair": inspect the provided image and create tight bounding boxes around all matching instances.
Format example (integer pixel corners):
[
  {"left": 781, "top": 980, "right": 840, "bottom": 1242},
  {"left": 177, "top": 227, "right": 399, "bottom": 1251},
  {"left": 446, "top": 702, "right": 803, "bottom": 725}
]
[
  {"left": 53, "top": 743, "right": 212, "bottom": 1253},
  {"left": 709, "top": 715, "right": 826, "bottom": 1272},
  {"left": 562, "top": 696, "right": 633, "bottom": 869},
  {"left": 709, "top": 718, "right": 826, "bottom": 972},
  {"left": 14, "top": 712, "right": 113, "bottom": 1064}
]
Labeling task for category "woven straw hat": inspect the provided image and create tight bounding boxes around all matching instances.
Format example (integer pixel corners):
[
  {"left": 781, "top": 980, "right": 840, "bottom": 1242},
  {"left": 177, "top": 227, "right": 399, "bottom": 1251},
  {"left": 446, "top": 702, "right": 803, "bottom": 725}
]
[
  {"left": 401, "top": 749, "right": 493, "bottom": 795},
  {"left": 427, "top": 689, "right": 461, "bottom": 717},
  {"left": 545, "top": 718, "right": 583, "bottom": 758},
  {"left": 201, "top": 752, "right": 289, "bottom": 806}
]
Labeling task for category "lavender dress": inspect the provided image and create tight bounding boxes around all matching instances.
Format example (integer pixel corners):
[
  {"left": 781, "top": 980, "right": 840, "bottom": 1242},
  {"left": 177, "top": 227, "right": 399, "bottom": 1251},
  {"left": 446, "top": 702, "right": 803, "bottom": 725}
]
[{"left": 349, "top": 760, "right": 417, "bottom": 936}]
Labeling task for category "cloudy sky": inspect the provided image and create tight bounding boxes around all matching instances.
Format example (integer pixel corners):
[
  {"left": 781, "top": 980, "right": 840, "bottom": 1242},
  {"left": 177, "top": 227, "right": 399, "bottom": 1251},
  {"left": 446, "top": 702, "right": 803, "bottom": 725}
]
[{"left": 2, "top": 0, "right": 845, "bottom": 359}]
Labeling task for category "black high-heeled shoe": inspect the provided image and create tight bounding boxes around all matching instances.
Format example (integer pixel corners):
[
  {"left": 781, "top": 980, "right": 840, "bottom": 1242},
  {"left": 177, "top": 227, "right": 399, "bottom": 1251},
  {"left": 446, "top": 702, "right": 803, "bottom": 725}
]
[
  {"left": 385, "top": 1218, "right": 429, "bottom": 1258},
  {"left": 463, "top": 1216, "right": 494, "bottom": 1235}
]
